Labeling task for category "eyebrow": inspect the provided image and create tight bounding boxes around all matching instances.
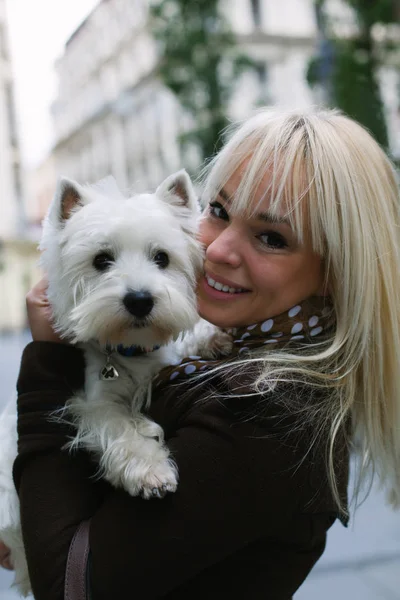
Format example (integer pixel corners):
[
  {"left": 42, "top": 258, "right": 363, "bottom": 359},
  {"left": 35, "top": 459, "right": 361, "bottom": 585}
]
[{"left": 218, "top": 187, "right": 292, "bottom": 227}]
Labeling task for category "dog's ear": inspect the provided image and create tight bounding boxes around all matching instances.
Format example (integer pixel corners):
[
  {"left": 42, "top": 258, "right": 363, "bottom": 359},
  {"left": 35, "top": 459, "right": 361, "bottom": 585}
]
[
  {"left": 156, "top": 170, "right": 200, "bottom": 216},
  {"left": 50, "top": 177, "right": 89, "bottom": 224}
]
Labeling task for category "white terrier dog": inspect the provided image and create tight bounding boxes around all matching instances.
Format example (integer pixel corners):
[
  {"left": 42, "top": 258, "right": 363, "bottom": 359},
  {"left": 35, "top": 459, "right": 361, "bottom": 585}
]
[{"left": 0, "top": 170, "right": 230, "bottom": 595}]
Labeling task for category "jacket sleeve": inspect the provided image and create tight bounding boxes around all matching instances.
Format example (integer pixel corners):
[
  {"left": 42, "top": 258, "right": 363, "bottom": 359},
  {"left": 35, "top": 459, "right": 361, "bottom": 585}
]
[
  {"left": 14, "top": 342, "right": 107, "bottom": 600},
  {"left": 14, "top": 343, "right": 309, "bottom": 600}
]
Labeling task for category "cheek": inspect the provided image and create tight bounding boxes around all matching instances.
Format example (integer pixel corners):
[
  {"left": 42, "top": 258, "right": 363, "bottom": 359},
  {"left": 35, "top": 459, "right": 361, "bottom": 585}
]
[
  {"left": 300, "top": 252, "right": 324, "bottom": 282},
  {"left": 251, "top": 255, "right": 318, "bottom": 293},
  {"left": 289, "top": 254, "right": 324, "bottom": 295},
  {"left": 250, "top": 257, "right": 292, "bottom": 290},
  {"left": 198, "top": 218, "right": 215, "bottom": 247}
]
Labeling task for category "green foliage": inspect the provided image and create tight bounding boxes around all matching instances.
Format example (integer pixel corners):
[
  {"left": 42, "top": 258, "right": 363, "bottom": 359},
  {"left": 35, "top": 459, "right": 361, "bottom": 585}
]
[
  {"left": 344, "top": 0, "right": 397, "bottom": 26},
  {"left": 150, "top": 0, "right": 255, "bottom": 162},
  {"left": 331, "top": 39, "right": 389, "bottom": 148},
  {"left": 306, "top": 56, "right": 321, "bottom": 88},
  {"left": 308, "top": 0, "right": 398, "bottom": 149}
]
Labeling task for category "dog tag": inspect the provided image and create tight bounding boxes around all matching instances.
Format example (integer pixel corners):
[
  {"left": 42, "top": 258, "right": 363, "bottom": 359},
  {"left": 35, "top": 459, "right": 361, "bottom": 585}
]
[{"left": 100, "top": 361, "right": 119, "bottom": 381}]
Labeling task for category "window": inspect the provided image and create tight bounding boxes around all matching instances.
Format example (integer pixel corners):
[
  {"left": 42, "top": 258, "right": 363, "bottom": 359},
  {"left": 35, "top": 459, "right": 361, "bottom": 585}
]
[
  {"left": 256, "top": 61, "right": 268, "bottom": 86},
  {"left": 5, "top": 84, "right": 18, "bottom": 147},
  {"left": 13, "top": 164, "right": 22, "bottom": 201},
  {"left": 255, "top": 61, "right": 269, "bottom": 103},
  {"left": 250, "top": 0, "right": 261, "bottom": 28},
  {"left": 0, "top": 24, "right": 9, "bottom": 60}
]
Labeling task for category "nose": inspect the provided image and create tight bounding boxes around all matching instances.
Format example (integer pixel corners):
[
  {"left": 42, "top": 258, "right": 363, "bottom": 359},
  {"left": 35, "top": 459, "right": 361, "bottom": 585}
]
[
  {"left": 205, "top": 226, "right": 241, "bottom": 268},
  {"left": 123, "top": 290, "right": 154, "bottom": 318}
]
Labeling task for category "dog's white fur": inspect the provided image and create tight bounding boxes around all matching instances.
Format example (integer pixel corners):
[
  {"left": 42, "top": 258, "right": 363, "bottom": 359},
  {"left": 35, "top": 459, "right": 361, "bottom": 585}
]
[{"left": 0, "top": 170, "right": 231, "bottom": 595}]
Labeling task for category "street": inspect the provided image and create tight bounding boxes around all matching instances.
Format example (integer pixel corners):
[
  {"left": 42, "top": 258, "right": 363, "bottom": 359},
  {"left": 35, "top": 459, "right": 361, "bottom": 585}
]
[{"left": 0, "top": 332, "right": 399, "bottom": 599}]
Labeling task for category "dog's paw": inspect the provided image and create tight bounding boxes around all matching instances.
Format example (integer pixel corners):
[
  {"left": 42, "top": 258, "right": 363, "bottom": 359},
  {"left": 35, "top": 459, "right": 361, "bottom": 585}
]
[
  {"left": 138, "top": 458, "right": 178, "bottom": 500},
  {"left": 200, "top": 329, "right": 233, "bottom": 359}
]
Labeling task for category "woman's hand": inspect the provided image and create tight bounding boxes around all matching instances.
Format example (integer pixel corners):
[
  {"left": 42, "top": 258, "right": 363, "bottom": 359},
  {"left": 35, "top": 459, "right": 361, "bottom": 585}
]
[
  {"left": 26, "top": 277, "right": 65, "bottom": 343},
  {"left": 0, "top": 541, "right": 13, "bottom": 571}
]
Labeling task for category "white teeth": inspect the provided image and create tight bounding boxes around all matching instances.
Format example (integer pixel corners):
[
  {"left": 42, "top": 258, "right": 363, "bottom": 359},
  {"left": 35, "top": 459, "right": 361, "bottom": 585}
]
[{"left": 206, "top": 275, "right": 243, "bottom": 294}]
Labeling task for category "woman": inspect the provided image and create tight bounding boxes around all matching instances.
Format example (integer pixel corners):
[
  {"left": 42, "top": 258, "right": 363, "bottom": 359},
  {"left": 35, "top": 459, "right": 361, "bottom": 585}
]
[{"left": 7, "top": 108, "right": 400, "bottom": 599}]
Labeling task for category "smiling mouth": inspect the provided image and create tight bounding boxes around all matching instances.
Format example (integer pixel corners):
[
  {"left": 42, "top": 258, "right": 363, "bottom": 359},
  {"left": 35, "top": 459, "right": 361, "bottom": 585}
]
[{"left": 205, "top": 274, "right": 249, "bottom": 294}]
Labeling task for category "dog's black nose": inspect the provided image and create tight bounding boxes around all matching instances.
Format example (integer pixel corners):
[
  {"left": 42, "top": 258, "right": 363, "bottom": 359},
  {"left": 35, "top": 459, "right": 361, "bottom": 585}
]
[{"left": 123, "top": 290, "right": 154, "bottom": 318}]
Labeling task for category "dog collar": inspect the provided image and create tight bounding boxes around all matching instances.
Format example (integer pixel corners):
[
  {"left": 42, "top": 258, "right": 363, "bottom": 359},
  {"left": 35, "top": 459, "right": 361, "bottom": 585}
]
[
  {"left": 100, "top": 343, "right": 161, "bottom": 381},
  {"left": 114, "top": 343, "right": 161, "bottom": 357},
  {"left": 105, "top": 342, "right": 160, "bottom": 357}
]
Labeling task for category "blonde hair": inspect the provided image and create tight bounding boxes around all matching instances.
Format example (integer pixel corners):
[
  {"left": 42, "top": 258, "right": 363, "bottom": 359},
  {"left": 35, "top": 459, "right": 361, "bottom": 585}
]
[{"left": 201, "top": 107, "right": 400, "bottom": 514}]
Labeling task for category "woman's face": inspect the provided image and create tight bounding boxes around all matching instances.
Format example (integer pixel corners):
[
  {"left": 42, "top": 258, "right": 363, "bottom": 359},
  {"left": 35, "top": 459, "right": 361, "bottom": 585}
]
[{"left": 197, "top": 167, "right": 326, "bottom": 328}]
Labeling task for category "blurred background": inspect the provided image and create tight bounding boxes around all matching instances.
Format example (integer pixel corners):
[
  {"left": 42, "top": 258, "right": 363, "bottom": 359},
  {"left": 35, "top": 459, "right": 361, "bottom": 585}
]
[{"left": 0, "top": 1, "right": 399, "bottom": 598}]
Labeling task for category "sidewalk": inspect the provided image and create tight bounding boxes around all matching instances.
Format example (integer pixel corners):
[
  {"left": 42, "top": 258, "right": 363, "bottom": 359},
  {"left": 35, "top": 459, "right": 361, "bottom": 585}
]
[
  {"left": 295, "top": 483, "right": 400, "bottom": 599},
  {"left": 0, "top": 571, "right": 20, "bottom": 600}
]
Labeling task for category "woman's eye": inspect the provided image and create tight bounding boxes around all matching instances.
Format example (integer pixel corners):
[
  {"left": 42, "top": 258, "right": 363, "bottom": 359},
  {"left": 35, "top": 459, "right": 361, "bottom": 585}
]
[
  {"left": 258, "top": 232, "right": 288, "bottom": 250},
  {"left": 93, "top": 252, "right": 114, "bottom": 271},
  {"left": 209, "top": 201, "right": 229, "bottom": 221}
]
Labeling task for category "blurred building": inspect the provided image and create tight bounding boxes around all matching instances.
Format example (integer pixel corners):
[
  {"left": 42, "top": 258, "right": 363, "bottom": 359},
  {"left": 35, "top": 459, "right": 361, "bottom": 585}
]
[
  {"left": 227, "top": 0, "right": 317, "bottom": 115},
  {"left": 50, "top": 0, "right": 179, "bottom": 192},
  {"left": 0, "top": 0, "right": 39, "bottom": 332},
  {"left": 48, "top": 0, "right": 319, "bottom": 191},
  {"left": 25, "top": 154, "right": 57, "bottom": 228},
  {"left": 47, "top": 0, "right": 400, "bottom": 196}
]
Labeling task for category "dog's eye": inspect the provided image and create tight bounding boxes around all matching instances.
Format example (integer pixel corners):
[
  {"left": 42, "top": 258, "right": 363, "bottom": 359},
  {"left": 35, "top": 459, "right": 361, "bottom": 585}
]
[
  {"left": 93, "top": 252, "right": 114, "bottom": 271},
  {"left": 153, "top": 251, "right": 169, "bottom": 269}
]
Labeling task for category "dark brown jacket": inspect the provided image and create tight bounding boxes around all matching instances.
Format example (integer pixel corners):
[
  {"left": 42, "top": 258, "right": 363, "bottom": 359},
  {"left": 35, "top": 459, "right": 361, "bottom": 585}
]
[{"left": 14, "top": 342, "right": 348, "bottom": 600}]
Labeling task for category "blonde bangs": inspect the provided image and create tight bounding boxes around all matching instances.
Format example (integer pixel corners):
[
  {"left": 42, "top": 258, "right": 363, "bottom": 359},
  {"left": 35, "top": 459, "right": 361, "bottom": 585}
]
[{"left": 201, "top": 109, "right": 338, "bottom": 256}]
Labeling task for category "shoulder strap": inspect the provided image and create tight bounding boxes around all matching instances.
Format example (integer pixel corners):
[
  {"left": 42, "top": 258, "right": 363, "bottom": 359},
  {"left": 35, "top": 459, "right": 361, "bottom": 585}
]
[{"left": 64, "top": 520, "right": 91, "bottom": 600}]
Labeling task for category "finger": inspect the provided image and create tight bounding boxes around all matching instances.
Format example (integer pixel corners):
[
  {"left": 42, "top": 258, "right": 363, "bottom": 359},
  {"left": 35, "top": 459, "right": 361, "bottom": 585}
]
[
  {"left": 1, "top": 555, "right": 14, "bottom": 570},
  {"left": 0, "top": 546, "right": 13, "bottom": 571},
  {"left": 31, "top": 276, "right": 48, "bottom": 295},
  {"left": 26, "top": 276, "right": 50, "bottom": 307}
]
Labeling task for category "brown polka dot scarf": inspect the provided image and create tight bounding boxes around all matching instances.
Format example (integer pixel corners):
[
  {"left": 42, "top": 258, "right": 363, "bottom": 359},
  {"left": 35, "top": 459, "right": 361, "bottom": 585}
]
[{"left": 154, "top": 296, "right": 335, "bottom": 387}]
